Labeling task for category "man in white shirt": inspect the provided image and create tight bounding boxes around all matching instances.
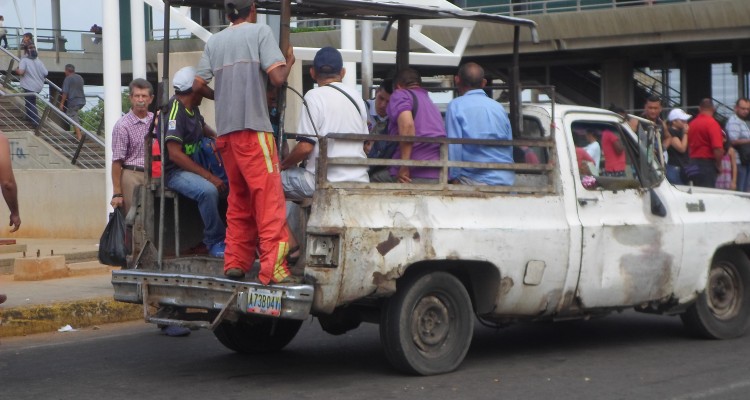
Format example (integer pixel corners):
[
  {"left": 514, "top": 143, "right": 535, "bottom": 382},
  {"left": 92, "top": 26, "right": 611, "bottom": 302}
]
[
  {"left": 279, "top": 47, "right": 369, "bottom": 264},
  {"left": 584, "top": 129, "right": 601, "bottom": 175},
  {"left": 280, "top": 46, "right": 369, "bottom": 199}
]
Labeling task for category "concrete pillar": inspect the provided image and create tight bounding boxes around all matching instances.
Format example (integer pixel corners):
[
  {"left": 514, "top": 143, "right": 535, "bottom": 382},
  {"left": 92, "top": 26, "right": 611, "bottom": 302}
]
[
  {"left": 131, "top": 0, "right": 147, "bottom": 79},
  {"left": 104, "top": 0, "right": 123, "bottom": 216},
  {"left": 685, "top": 59, "right": 712, "bottom": 108},
  {"left": 601, "top": 58, "right": 633, "bottom": 111}
]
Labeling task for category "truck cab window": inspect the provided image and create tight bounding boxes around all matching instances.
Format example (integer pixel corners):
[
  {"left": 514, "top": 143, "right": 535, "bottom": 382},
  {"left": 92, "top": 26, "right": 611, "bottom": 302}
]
[
  {"left": 516, "top": 116, "right": 548, "bottom": 164},
  {"left": 571, "top": 121, "right": 640, "bottom": 191}
]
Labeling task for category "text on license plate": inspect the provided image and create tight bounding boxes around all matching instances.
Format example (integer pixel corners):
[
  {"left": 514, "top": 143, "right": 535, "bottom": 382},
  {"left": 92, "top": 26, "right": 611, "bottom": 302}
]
[{"left": 247, "top": 287, "right": 282, "bottom": 317}]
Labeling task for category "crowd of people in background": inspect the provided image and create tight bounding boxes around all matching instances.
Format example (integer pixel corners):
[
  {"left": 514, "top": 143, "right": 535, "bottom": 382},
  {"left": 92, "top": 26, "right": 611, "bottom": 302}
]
[
  {"left": 657, "top": 96, "right": 748, "bottom": 191},
  {"left": 574, "top": 95, "right": 749, "bottom": 192}
]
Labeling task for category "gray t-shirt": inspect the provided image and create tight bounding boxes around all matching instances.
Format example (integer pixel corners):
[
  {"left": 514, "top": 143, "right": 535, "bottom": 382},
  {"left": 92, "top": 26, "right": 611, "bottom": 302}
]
[
  {"left": 62, "top": 73, "right": 86, "bottom": 108},
  {"left": 197, "top": 22, "right": 285, "bottom": 136},
  {"left": 18, "top": 57, "right": 48, "bottom": 93}
]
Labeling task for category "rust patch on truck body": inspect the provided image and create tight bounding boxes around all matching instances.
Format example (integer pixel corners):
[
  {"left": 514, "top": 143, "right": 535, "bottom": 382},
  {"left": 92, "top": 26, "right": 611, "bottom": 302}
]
[{"left": 376, "top": 232, "right": 401, "bottom": 256}]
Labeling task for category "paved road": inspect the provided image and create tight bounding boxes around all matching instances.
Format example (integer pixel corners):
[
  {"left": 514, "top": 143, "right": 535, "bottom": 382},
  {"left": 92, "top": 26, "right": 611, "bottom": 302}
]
[{"left": 1, "top": 311, "right": 748, "bottom": 400}]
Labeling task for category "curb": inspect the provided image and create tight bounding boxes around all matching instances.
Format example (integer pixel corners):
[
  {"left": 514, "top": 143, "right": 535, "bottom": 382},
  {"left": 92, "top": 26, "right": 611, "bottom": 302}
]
[
  {"left": 0, "top": 251, "right": 100, "bottom": 275},
  {"left": 0, "top": 297, "right": 142, "bottom": 338}
]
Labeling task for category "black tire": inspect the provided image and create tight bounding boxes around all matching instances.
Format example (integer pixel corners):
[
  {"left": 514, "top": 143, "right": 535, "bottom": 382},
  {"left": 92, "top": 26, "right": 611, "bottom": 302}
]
[
  {"left": 680, "top": 248, "right": 750, "bottom": 339},
  {"left": 213, "top": 317, "right": 302, "bottom": 354},
  {"left": 380, "top": 271, "right": 474, "bottom": 375}
]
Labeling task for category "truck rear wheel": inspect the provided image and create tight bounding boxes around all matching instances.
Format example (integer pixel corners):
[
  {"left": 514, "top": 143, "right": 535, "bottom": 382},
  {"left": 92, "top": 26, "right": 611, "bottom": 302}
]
[
  {"left": 681, "top": 248, "right": 750, "bottom": 339},
  {"left": 380, "top": 271, "right": 473, "bottom": 375},
  {"left": 213, "top": 317, "right": 302, "bottom": 354}
]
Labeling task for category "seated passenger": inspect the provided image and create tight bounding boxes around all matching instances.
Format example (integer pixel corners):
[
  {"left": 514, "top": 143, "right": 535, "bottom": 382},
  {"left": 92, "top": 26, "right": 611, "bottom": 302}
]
[
  {"left": 445, "top": 62, "right": 514, "bottom": 185},
  {"left": 374, "top": 68, "right": 445, "bottom": 183},
  {"left": 601, "top": 128, "right": 626, "bottom": 177},
  {"left": 279, "top": 47, "right": 368, "bottom": 264},
  {"left": 575, "top": 147, "right": 598, "bottom": 189},
  {"left": 366, "top": 79, "right": 396, "bottom": 181},
  {"left": 279, "top": 46, "right": 369, "bottom": 199},
  {"left": 162, "top": 66, "right": 227, "bottom": 257}
]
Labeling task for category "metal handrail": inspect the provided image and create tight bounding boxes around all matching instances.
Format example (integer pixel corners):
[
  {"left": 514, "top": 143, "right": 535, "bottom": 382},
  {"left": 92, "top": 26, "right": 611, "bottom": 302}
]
[
  {"left": 0, "top": 82, "right": 105, "bottom": 168},
  {"left": 632, "top": 67, "right": 734, "bottom": 119},
  {"left": 0, "top": 91, "right": 104, "bottom": 146}
]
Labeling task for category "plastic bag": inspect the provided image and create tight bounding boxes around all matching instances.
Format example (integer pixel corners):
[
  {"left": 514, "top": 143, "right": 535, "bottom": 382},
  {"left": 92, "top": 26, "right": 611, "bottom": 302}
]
[{"left": 98, "top": 208, "right": 127, "bottom": 267}]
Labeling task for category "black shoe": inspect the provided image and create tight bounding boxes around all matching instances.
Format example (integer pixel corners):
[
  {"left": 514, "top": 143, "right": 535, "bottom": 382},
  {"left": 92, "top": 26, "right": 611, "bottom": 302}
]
[{"left": 224, "top": 267, "right": 245, "bottom": 280}]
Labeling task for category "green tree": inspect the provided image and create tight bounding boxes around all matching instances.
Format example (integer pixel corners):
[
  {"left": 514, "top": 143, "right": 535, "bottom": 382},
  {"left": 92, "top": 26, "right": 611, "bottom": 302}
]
[{"left": 79, "top": 100, "right": 104, "bottom": 134}]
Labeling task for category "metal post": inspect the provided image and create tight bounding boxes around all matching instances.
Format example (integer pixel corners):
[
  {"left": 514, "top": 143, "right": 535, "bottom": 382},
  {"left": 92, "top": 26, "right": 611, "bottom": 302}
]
[
  {"left": 361, "top": 20, "right": 373, "bottom": 99},
  {"left": 208, "top": 9, "right": 222, "bottom": 33},
  {"left": 396, "top": 17, "right": 410, "bottom": 72},
  {"left": 157, "top": 0, "right": 172, "bottom": 267},
  {"left": 51, "top": 0, "right": 61, "bottom": 51},
  {"left": 341, "top": 19, "right": 356, "bottom": 88},
  {"left": 277, "top": 0, "right": 291, "bottom": 158},
  {"left": 509, "top": 26, "right": 521, "bottom": 137}
]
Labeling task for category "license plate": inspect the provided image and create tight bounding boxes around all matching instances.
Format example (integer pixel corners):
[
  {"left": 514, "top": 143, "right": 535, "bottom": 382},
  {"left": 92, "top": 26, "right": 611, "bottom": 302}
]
[{"left": 246, "top": 287, "right": 282, "bottom": 317}]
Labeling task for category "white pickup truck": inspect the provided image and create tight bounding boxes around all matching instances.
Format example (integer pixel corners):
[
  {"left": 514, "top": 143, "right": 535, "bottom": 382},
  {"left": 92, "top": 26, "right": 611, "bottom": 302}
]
[
  {"left": 111, "top": 0, "right": 750, "bottom": 376},
  {"left": 112, "top": 99, "right": 750, "bottom": 375}
]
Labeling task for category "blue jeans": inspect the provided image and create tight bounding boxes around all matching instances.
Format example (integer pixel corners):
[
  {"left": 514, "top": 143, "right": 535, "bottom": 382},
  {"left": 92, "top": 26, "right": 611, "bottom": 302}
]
[
  {"left": 665, "top": 164, "right": 684, "bottom": 185},
  {"left": 166, "top": 170, "right": 225, "bottom": 248},
  {"left": 737, "top": 164, "right": 750, "bottom": 192},
  {"left": 23, "top": 89, "right": 39, "bottom": 126},
  {"left": 281, "top": 167, "right": 315, "bottom": 201}
]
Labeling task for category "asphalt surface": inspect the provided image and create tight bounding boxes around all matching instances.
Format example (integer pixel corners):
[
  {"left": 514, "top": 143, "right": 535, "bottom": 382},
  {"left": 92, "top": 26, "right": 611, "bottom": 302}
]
[{"left": 2, "top": 311, "right": 749, "bottom": 400}]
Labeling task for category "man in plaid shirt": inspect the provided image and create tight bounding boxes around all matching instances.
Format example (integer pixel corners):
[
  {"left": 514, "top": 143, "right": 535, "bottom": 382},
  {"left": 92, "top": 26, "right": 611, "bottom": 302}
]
[{"left": 110, "top": 79, "right": 154, "bottom": 215}]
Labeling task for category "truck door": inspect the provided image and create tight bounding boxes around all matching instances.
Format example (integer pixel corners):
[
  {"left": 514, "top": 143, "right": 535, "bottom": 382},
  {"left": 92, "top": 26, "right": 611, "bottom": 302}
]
[{"left": 567, "top": 114, "right": 684, "bottom": 308}]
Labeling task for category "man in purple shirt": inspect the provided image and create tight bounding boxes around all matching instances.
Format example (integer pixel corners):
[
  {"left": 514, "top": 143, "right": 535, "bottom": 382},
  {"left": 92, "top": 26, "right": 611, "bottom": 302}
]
[
  {"left": 110, "top": 79, "right": 154, "bottom": 216},
  {"left": 385, "top": 68, "right": 446, "bottom": 183}
]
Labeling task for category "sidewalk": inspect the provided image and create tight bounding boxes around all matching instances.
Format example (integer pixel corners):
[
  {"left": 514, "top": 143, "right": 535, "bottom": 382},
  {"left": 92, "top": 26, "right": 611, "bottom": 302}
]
[{"left": 0, "top": 238, "right": 141, "bottom": 338}]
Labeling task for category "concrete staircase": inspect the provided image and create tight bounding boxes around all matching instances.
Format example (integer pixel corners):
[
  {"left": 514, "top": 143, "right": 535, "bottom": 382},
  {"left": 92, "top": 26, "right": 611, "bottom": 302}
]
[{"left": 0, "top": 95, "right": 105, "bottom": 169}]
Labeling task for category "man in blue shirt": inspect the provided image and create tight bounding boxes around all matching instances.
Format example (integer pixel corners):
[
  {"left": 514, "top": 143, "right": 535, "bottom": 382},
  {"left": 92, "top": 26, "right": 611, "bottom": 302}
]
[{"left": 445, "top": 63, "right": 515, "bottom": 185}]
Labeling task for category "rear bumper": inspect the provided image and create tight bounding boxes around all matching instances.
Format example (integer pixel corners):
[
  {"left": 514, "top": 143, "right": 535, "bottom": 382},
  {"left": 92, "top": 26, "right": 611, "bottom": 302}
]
[{"left": 112, "top": 270, "right": 314, "bottom": 320}]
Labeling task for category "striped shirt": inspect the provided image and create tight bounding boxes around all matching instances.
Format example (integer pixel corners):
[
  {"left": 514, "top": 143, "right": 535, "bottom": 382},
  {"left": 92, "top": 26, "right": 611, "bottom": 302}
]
[{"left": 112, "top": 110, "right": 154, "bottom": 168}]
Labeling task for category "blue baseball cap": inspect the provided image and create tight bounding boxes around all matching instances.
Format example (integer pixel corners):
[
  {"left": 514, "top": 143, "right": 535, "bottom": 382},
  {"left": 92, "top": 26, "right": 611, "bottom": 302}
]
[{"left": 313, "top": 47, "right": 343, "bottom": 74}]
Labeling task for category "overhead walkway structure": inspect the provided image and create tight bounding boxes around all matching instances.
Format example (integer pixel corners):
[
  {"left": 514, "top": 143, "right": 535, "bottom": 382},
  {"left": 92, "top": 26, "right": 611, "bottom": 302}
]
[{"left": 1, "top": 0, "right": 748, "bottom": 161}]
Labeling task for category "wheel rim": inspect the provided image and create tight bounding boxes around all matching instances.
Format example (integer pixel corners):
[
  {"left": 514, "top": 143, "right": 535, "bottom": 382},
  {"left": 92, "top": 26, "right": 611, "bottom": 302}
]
[
  {"left": 707, "top": 262, "right": 743, "bottom": 321},
  {"left": 410, "top": 294, "right": 453, "bottom": 355}
]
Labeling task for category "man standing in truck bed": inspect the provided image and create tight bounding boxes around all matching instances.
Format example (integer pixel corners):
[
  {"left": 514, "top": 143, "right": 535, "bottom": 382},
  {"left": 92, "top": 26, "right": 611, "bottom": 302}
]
[{"left": 193, "top": 0, "right": 296, "bottom": 284}]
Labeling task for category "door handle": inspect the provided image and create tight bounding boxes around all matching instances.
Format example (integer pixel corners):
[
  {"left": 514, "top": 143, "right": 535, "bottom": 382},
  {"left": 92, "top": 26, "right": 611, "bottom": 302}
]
[{"left": 577, "top": 197, "right": 599, "bottom": 206}]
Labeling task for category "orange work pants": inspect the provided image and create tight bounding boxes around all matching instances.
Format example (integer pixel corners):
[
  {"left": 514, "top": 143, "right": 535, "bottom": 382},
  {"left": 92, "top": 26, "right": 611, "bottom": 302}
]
[{"left": 216, "top": 130, "right": 290, "bottom": 284}]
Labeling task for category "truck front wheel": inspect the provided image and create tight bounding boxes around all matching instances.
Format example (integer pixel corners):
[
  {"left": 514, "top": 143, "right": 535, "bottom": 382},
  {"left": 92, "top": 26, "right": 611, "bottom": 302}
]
[
  {"left": 213, "top": 317, "right": 302, "bottom": 354},
  {"left": 380, "top": 271, "right": 473, "bottom": 375},
  {"left": 681, "top": 248, "right": 750, "bottom": 339}
]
